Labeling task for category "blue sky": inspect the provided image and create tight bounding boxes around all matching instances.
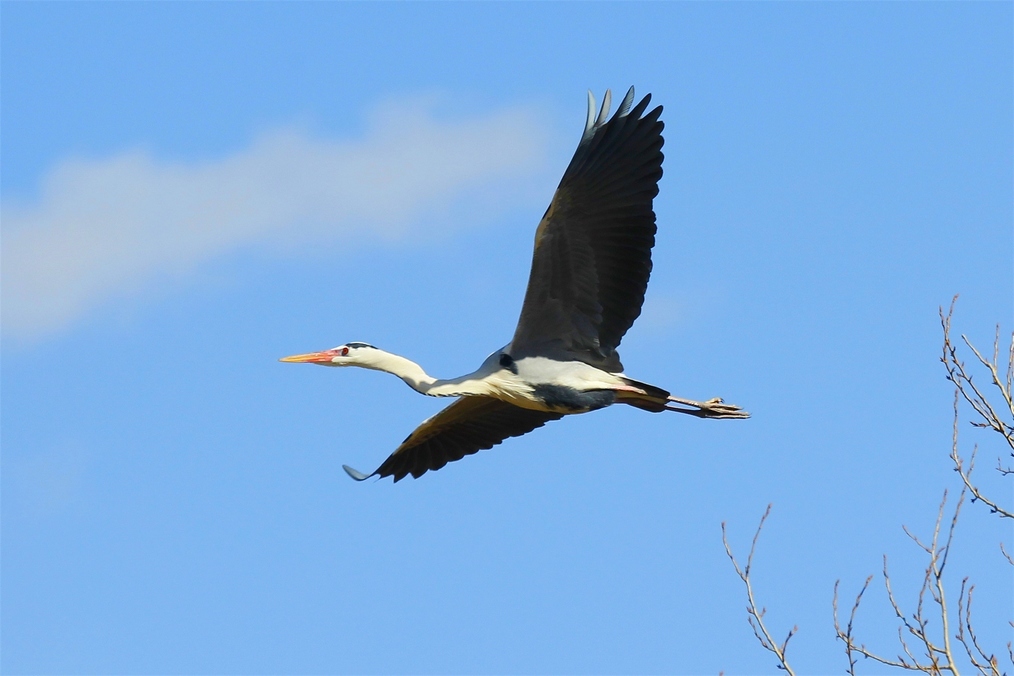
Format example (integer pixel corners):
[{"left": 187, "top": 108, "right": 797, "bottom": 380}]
[{"left": 2, "top": 3, "right": 1011, "bottom": 674}]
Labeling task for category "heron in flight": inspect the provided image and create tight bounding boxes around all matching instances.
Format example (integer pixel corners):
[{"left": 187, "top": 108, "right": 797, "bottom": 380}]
[{"left": 282, "top": 87, "right": 748, "bottom": 482}]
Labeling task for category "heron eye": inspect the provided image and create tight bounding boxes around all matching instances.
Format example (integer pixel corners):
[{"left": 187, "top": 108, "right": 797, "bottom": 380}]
[{"left": 341, "top": 347, "right": 349, "bottom": 356}]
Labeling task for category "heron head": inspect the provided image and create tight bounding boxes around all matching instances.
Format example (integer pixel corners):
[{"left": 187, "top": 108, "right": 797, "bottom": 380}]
[{"left": 279, "top": 342, "right": 378, "bottom": 367}]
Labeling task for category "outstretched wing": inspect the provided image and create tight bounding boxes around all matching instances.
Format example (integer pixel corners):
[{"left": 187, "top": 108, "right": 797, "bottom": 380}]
[
  {"left": 343, "top": 396, "right": 564, "bottom": 482},
  {"left": 511, "top": 87, "right": 664, "bottom": 371}
]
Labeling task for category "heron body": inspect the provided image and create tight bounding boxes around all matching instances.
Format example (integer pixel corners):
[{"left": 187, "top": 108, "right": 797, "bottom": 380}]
[{"left": 282, "top": 87, "right": 748, "bottom": 482}]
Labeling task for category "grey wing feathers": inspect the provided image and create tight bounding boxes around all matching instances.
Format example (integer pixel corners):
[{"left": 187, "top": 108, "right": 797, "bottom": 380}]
[
  {"left": 348, "top": 397, "right": 564, "bottom": 482},
  {"left": 512, "top": 87, "right": 664, "bottom": 370}
]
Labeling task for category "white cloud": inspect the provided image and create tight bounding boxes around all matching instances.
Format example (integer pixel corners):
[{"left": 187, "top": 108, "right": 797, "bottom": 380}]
[{"left": 1, "top": 98, "right": 548, "bottom": 340}]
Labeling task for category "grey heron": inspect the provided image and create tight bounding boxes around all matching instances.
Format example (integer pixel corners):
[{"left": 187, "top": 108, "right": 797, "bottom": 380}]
[{"left": 282, "top": 87, "right": 748, "bottom": 482}]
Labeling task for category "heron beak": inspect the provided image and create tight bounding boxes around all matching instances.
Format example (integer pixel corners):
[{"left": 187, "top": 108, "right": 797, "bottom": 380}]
[{"left": 279, "top": 351, "right": 334, "bottom": 364}]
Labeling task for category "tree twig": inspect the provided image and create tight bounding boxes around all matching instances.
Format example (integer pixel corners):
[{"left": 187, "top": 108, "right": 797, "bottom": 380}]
[
  {"left": 940, "top": 297, "right": 1013, "bottom": 519},
  {"left": 955, "top": 579, "right": 1002, "bottom": 676},
  {"left": 833, "top": 491, "right": 966, "bottom": 674},
  {"left": 722, "top": 505, "right": 797, "bottom": 675}
]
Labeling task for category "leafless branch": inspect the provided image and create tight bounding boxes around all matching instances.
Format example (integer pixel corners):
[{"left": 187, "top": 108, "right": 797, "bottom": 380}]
[
  {"left": 739, "top": 302, "right": 1010, "bottom": 674},
  {"left": 722, "top": 505, "right": 797, "bottom": 675},
  {"left": 955, "top": 579, "right": 1003, "bottom": 675},
  {"left": 833, "top": 490, "right": 967, "bottom": 674},
  {"left": 941, "top": 297, "right": 1014, "bottom": 519},
  {"left": 1000, "top": 542, "right": 1014, "bottom": 567},
  {"left": 834, "top": 576, "right": 877, "bottom": 675}
]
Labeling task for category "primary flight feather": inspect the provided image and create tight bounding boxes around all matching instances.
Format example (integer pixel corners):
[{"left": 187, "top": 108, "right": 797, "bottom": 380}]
[{"left": 282, "top": 87, "right": 748, "bottom": 482}]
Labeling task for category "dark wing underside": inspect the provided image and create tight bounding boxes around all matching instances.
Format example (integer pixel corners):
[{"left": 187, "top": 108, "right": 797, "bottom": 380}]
[
  {"left": 346, "top": 396, "right": 565, "bottom": 482},
  {"left": 511, "top": 87, "right": 664, "bottom": 372}
]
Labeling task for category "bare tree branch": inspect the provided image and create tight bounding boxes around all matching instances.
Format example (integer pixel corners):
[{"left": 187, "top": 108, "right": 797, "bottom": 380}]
[
  {"left": 833, "top": 490, "right": 966, "bottom": 675},
  {"left": 999, "top": 542, "right": 1014, "bottom": 567},
  {"left": 834, "top": 576, "right": 879, "bottom": 675},
  {"left": 739, "top": 301, "right": 1011, "bottom": 674},
  {"left": 722, "top": 505, "right": 797, "bottom": 675},
  {"left": 955, "top": 579, "right": 1003, "bottom": 676},
  {"left": 941, "top": 297, "right": 1014, "bottom": 519}
]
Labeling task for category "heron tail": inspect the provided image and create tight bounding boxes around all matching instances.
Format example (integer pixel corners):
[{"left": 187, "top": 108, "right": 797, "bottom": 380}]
[{"left": 616, "top": 377, "right": 670, "bottom": 412}]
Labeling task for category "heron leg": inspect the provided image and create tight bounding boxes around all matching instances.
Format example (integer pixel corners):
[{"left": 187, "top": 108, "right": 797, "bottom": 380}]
[{"left": 665, "top": 396, "right": 750, "bottom": 419}]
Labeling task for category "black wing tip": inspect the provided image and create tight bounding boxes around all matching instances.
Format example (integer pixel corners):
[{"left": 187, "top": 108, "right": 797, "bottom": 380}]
[
  {"left": 617, "top": 87, "right": 661, "bottom": 123},
  {"left": 585, "top": 87, "right": 657, "bottom": 140},
  {"left": 617, "top": 86, "right": 636, "bottom": 117},
  {"left": 579, "top": 88, "right": 661, "bottom": 152},
  {"left": 342, "top": 464, "right": 373, "bottom": 482}
]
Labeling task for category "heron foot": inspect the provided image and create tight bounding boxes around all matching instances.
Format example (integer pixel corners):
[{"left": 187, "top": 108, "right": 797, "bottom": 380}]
[{"left": 665, "top": 396, "right": 750, "bottom": 419}]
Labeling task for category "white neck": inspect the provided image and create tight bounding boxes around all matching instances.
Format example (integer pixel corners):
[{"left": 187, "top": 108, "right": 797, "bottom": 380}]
[{"left": 356, "top": 348, "right": 489, "bottom": 397}]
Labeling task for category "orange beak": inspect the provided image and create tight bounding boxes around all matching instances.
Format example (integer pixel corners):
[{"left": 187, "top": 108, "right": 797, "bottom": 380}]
[{"left": 279, "top": 350, "right": 336, "bottom": 364}]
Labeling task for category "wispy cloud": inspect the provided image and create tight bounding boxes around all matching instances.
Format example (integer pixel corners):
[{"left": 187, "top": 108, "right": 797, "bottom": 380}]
[{"left": 1, "top": 98, "right": 548, "bottom": 340}]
